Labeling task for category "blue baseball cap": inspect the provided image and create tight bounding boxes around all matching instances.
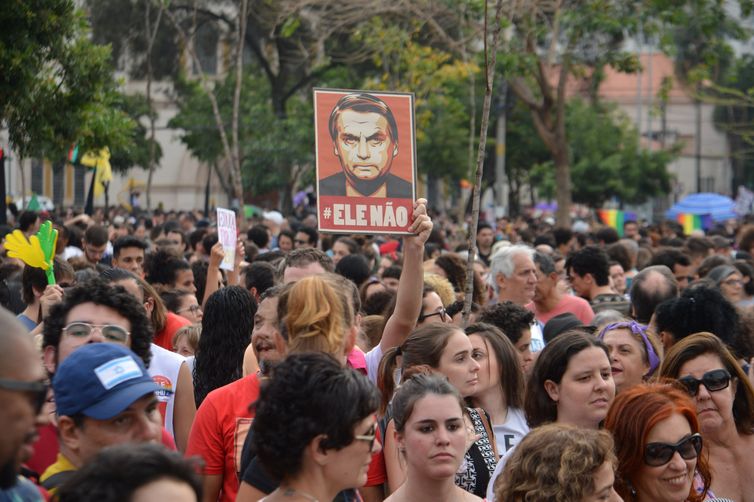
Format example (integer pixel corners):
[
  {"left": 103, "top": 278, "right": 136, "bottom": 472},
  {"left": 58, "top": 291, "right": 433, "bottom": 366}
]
[{"left": 53, "top": 344, "right": 161, "bottom": 420}]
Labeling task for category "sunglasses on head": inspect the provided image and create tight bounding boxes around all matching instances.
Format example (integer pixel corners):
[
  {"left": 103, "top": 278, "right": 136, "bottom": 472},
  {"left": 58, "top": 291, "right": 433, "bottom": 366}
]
[
  {"left": 678, "top": 369, "right": 731, "bottom": 397},
  {"left": 0, "top": 378, "right": 49, "bottom": 415},
  {"left": 644, "top": 433, "right": 702, "bottom": 467}
]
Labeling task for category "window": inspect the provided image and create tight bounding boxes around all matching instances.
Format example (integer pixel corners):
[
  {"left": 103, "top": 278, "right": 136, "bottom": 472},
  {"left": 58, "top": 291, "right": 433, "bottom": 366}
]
[{"left": 193, "top": 21, "right": 218, "bottom": 75}]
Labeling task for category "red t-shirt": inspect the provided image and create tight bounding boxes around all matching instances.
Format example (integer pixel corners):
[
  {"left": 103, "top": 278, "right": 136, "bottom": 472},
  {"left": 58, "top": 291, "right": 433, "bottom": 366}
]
[
  {"left": 527, "top": 294, "right": 595, "bottom": 325},
  {"left": 28, "top": 424, "right": 175, "bottom": 476},
  {"left": 153, "top": 312, "right": 192, "bottom": 350},
  {"left": 186, "top": 373, "right": 260, "bottom": 502}
]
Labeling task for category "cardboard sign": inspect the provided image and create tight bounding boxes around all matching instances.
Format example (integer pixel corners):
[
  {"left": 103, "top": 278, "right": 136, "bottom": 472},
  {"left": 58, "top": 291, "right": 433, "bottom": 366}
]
[
  {"left": 314, "top": 88, "right": 417, "bottom": 234},
  {"left": 216, "top": 207, "right": 236, "bottom": 271}
]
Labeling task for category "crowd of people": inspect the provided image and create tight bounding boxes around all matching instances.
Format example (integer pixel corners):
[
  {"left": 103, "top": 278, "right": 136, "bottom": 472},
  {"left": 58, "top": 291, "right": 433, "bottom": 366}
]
[{"left": 1, "top": 200, "right": 754, "bottom": 502}]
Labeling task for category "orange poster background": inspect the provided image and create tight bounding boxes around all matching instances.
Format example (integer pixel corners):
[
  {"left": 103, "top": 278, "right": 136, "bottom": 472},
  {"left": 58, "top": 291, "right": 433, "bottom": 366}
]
[{"left": 314, "top": 89, "right": 416, "bottom": 183}]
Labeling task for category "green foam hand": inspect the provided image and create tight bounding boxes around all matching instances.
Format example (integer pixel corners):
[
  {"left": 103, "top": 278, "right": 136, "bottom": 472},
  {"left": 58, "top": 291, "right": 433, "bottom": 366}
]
[{"left": 36, "top": 221, "right": 58, "bottom": 285}]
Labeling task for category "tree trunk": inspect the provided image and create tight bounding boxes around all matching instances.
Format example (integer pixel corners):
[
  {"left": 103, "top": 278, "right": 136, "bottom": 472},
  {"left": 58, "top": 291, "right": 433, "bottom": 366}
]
[
  {"left": 230, "top": 0, "right": 248, "bottom": 226},
  {"left": 144, "top": 0, "right": 163, "bottom": 212},
  {"left": 463, "top": 0, "right": 506, "bottom": 325},
  {"left": 553, "top": 144, "right": 572, "bottom": 227}
]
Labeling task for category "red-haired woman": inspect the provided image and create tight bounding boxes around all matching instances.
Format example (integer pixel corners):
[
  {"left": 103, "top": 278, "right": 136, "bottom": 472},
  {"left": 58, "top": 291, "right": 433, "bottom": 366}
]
[{"left": 605, "top": 383, "right": 712, "bottom": 501}]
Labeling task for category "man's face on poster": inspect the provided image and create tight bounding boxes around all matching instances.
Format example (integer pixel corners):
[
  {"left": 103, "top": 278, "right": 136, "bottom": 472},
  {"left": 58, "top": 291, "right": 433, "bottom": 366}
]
[{"left": 334, "top": 110, "right": 398, "bottom": 181}]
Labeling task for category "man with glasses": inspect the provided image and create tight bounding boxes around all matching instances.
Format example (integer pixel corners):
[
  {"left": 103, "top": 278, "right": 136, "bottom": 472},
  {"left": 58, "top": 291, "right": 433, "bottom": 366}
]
[
  {"left": 0, "top": 309, "right": 47, "bottom": 500},
  {"left": 293, "top": 227, "right": 318, "bottom": 250},
  {"left": 39, "top": 343, "right": 163, "bottom": 494},
  {"left": 529, "top": 251, "right": 594, "bottom": 325},
  {"left": 42, "top": 277, "right": 154, "bottom": 370},
  {"left": 28, "top": 278, "right": 158, "bottom": 480}
]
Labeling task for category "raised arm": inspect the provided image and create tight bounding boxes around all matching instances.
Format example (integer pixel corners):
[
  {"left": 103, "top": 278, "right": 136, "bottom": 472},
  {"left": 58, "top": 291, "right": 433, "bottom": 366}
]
[{"left": 379, "top": 198, "right": 432, "bottom": 352}]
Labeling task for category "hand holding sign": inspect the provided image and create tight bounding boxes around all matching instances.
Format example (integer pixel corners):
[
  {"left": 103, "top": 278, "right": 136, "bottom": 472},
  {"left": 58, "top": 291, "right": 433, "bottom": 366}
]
[{"left": 216, "top": 208, "right": 237, "bottom": 271}]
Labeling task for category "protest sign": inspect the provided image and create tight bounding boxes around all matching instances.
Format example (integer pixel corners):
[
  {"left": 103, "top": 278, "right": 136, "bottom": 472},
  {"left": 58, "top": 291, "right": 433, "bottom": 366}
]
[
  {"left": 314, "top": 88, "right": 417, "bottom": 234},
  {"left": 216, "top": 207, "right": 236, "bottom": 271}
]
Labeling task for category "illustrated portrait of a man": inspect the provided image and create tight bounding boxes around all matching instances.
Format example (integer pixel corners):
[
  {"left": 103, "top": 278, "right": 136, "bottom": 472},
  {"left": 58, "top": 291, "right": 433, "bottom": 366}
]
[{"left": 319, "top": 93, "right": 413, "bottom": 198}]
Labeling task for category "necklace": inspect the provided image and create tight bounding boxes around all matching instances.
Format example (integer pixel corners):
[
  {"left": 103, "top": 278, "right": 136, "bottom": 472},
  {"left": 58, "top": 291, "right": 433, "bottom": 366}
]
[{"left": 281, "top": 486, "right": 320, "bottom": 502}]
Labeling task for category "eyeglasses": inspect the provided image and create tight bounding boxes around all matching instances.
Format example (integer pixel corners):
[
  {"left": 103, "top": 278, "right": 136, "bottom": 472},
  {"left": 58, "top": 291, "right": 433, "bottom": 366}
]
[
  {"left": 354, "top": 425, "right": 377, "bottom": 450},
  {"left": 418, "top": 307, "right": 448, "bottom": 323},
  {"left": 0, "top": 378, "right": 49, "bottom": 415},
  {"left": 178, "top": 304, "right": 202, "bottom": 314},
  {"left": 723, "top": 279, "right": 743, "bottom": 287},
  {"left": 62, "top": 322, "right": 131, "bottom": 344},
  {"left": 678, "top": 369, "right": 731, "bottom": 397},
  {"left": 644, "top": 433, "right": 702, "bottom": 467},
  {"left": 294, "top": 239, "right": 308, "bottom": 245}
]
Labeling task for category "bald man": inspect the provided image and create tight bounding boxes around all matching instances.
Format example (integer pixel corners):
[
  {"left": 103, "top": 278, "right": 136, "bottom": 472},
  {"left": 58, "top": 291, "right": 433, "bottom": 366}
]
[
  {"left": 0, "top": 309, "right": 47, "bottom": 499},
  {"left": 630, "top": 265, "right": 678, "bottom": 325}
]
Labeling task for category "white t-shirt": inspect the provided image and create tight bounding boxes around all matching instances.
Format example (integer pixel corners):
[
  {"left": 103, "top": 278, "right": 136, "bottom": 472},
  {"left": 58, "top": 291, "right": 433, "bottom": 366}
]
[
  {"left": 486, "top": 442, "right": 517, "bottom": 502},
  {"left": 365, "top": 344, "right": 383, "bottom": 384},
  {"left": 148, "top": 343, "right": 186, "bottom": 440},
  {"left": 530, "top": 322, "right": 545, "bottom": 352},
  {"left": 491, "top": 407, "right": 529, "bottom": 456}
]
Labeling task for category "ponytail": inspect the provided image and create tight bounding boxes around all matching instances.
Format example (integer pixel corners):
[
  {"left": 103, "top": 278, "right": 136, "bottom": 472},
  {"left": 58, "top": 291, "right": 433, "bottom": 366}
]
[{"left": 377, "top": 346, "right": 402, "bottom": 415}]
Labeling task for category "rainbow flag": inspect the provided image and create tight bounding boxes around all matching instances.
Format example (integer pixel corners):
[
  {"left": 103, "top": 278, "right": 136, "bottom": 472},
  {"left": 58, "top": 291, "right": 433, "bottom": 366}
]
[
  {"left": 676, "top": 213, "right": 711, "bottom": 234},
  {"left": 597, "top": 209, "right": 625, "bottom": 237}
]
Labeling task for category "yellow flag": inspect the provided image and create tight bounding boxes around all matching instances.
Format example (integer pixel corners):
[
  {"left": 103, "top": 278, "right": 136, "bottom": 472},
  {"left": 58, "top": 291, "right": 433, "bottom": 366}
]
[{"left": 81, "top": 148, "right": 112, "bottom": 197}]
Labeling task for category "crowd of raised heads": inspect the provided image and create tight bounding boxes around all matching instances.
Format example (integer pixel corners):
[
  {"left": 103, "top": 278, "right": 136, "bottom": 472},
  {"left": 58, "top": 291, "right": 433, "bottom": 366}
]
[{"left": 3, "top": 202, "right": 754, "bottom": 501}]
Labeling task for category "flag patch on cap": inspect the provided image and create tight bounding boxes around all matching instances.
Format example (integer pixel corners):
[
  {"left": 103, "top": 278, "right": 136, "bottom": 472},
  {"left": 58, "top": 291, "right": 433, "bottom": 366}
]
[{"left": 94, "top": 356, "right": 143, "bottom": 389}]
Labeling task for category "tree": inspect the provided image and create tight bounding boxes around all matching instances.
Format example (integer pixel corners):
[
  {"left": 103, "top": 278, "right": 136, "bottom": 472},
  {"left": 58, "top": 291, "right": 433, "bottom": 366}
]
[
  {"left": 518, "top": 99, "right": 675, "bottom": 207},
  {"left": 109, "top": 94, "right": 163, "bottom": 174},
  {"left": 169, "top": 69, "right": 316, "bottom": 202},
  {"left": 1, "top": 0, "right": 135, "bottom": 160},
  {"left": 161, "top": 0, "right": 249, "bottom": 216},
  {"left": 495, "top": 0, "right": 753, "bottom": 225},
  {"left": 710, "top": 56, "right": 754, "bottom": 190},
  {"left": 355, "top": 18, "right": 479, "bottom": 181},
  {"left": 501, "top": 0, "right": 641, "bottom": 226}
]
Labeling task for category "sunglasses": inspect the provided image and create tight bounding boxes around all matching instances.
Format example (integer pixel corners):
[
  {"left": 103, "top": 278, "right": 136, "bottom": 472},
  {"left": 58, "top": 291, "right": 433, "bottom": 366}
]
[
  {"left": 418, "top": 307, "right": 448, "bottom": 323},
  {"left": 0, "top": 378, "right": 49, "bottom": 415},
  {"left": 354, "top": 425, "right": 377, "bottom": 450},
  {"left": 678, "top": 369, "right": 731, "bottom": 397},
  {"left": 644, "top": 433, "right": 702, "bottom": 467},
  {"left": 63, "top": 322, "right": 131, "bottom": 344}
]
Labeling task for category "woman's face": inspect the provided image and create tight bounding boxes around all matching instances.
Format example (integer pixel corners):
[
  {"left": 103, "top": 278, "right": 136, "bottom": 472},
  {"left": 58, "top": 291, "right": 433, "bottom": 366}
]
[
  {"left": 396, "top": 394, "right": 466, "bottom": 480},
  {"left": 177, "top": 295, "right": 202, "bottom": 323},
  {"left": 417, "top": 292, "right": 449, "bottom": 327},
  {"left": 326, "top": 414, "right": 379, "bottom": 490},
  {"left": 332, "top": 241, "right": 352, "bottom": 266},
  {"left": 582, "top": 461, "right": 623, "bottom": 502},
  {"left": 545, "top": 346, "right": 615, "bottom": 429},
  {"left": 634, "top": 413, "right": 697, "bottom": 502},
  {"left": 603, "top": 328, "right": 649, "bottom": 394},
  {"left": 515, "top": 328, "right": 534, "bottom": 375},
  {"left": 277, "top": 234, "right": 293, "bottom": 252},
  {"left": 468, "top": 334, "right": 500, "bottom": 397},
  {"left": 678, "top": 353, "right": 737, "bottom": 435},
  {"left": 173, "top": 334, "right": 195, "bottom": 357},
  {"left": 719, "top": 272, "right": 744, "bottom": 304},
  {"left": 609, "top": 264, "right": 626, "bottom": 295},
  {"left": 437, "top": 330, "right": 480, "bottom": 397}
]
